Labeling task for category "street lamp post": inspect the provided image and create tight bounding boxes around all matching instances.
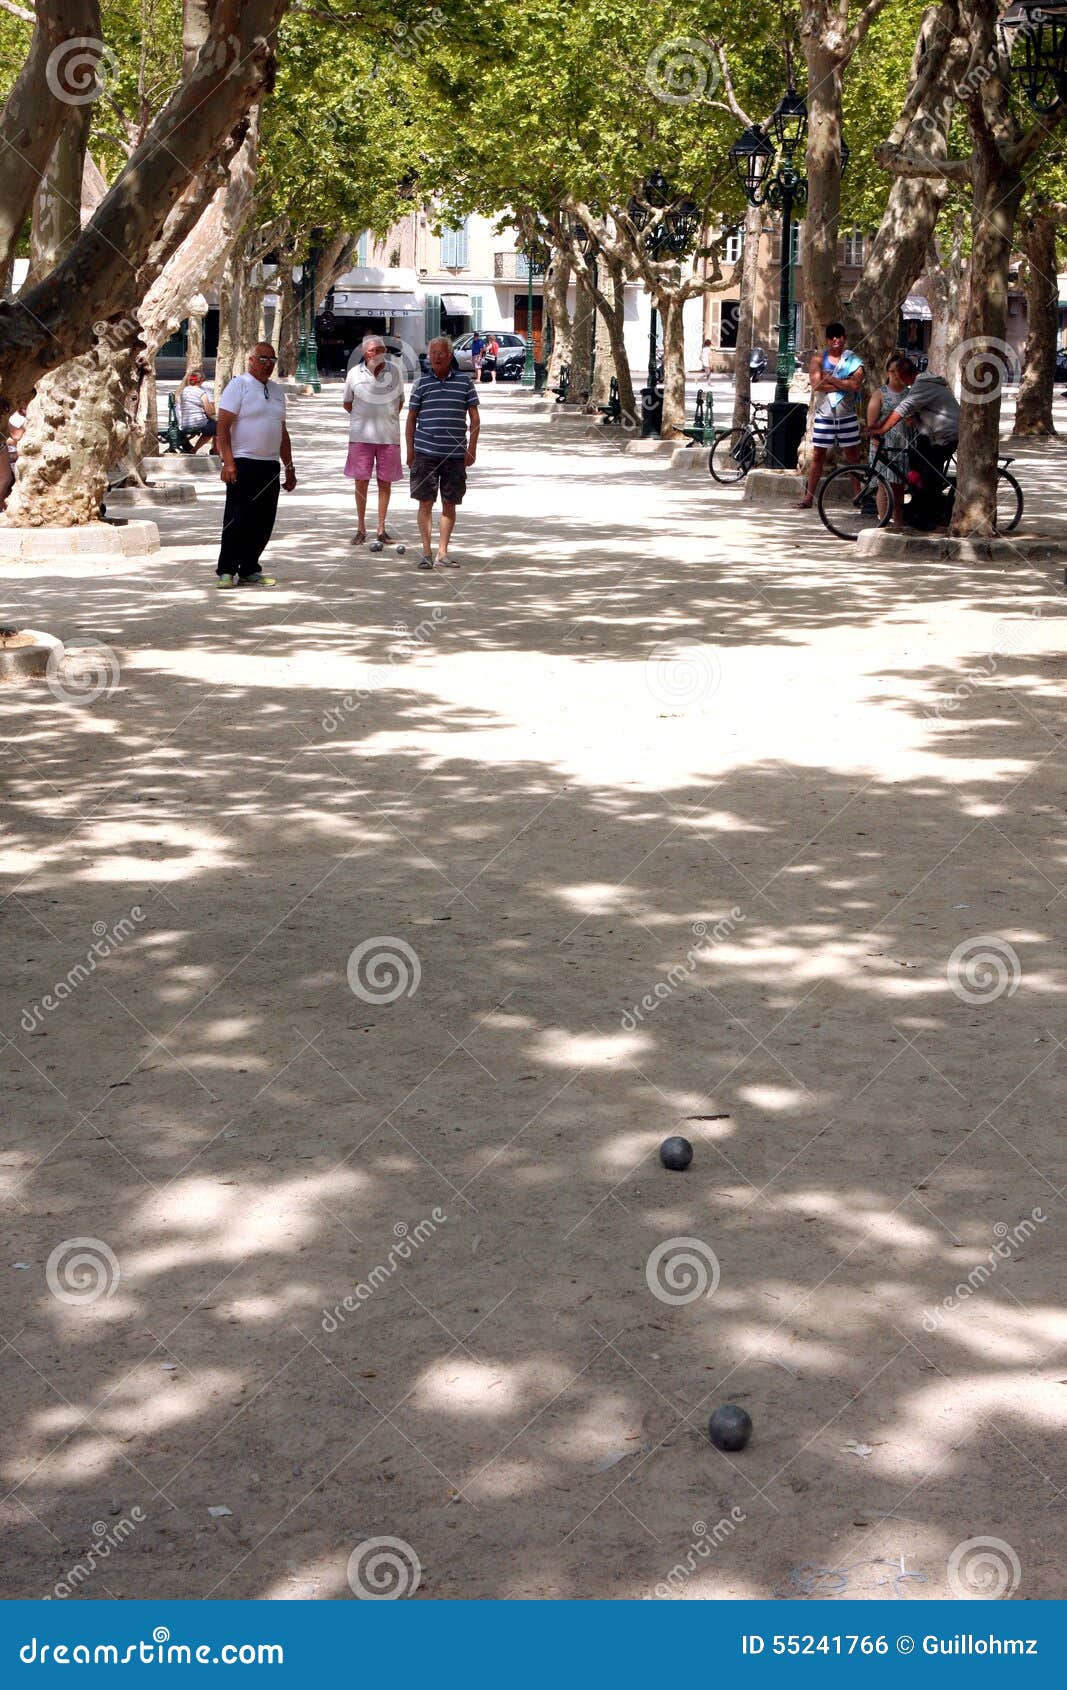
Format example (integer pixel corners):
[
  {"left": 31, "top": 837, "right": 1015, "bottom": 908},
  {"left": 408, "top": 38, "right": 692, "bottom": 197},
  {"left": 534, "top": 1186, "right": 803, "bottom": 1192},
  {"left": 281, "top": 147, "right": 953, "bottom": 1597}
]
[
  {"left": 729, "top": 85, "right": 834, "bottom": 468},
  {"left": 627, "top": 170, "right": 701, "bottom": 437},
  {"left": 295, "top": 248, "right": 321, "bottom": 392}
]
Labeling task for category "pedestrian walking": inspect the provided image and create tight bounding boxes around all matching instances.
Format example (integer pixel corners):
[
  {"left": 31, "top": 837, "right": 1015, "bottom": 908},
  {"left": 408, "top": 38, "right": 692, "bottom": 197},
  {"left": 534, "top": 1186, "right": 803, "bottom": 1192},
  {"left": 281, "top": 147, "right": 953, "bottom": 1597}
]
[
  {"left": 343, "top": 335, "right": 405, "bottom": 550},
  {"left": 214, "top": 343, "right": 296, "bottom": 589},
  {"left": 405, "top": 335, "right": 479, "bottom": 569},
  {"left": 471, "top": 330, "right": 486, "bottom": 376},
  {"left": 796, "top": 322, "right": 864, "bottom": 510}
]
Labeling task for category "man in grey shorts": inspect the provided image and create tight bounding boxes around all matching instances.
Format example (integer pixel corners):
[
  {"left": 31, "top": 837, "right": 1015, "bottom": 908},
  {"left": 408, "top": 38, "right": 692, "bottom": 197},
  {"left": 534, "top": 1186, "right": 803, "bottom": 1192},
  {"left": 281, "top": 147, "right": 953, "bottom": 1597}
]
[{"left": 405, "top": 336, "right": 480, "bottom": 569}]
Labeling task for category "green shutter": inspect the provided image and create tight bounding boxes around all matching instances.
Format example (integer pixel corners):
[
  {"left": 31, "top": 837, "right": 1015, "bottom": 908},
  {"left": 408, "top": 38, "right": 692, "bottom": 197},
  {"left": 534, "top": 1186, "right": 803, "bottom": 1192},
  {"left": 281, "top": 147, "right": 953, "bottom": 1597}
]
[
  {"left": 471, "top": 294, "right": 483, "bottom": 330},
  {"left": 425, "top": 291, "right": 441, "bottom": 341}
]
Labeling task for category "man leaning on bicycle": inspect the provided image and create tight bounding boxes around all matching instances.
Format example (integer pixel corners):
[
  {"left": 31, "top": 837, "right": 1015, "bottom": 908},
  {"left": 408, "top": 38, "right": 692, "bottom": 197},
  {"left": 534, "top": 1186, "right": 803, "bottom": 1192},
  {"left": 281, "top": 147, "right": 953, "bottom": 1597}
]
[{"left": 868, "top": 356, "right": 961, "bottom": 531}]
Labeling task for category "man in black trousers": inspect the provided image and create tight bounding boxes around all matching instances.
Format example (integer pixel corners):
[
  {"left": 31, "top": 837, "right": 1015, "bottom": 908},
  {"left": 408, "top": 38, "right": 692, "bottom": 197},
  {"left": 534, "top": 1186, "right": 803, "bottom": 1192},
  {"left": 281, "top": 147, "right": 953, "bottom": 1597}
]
[{"left": 215, "top": 343, "right": 297, "bottom": 588}]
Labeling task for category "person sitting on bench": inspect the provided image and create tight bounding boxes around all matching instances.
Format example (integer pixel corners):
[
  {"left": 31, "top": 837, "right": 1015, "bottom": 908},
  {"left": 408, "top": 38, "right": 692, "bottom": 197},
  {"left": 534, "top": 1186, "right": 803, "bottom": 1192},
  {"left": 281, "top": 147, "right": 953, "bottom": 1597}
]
[{"left": 177, "top": 370, "right": 217, "bottom": 453}]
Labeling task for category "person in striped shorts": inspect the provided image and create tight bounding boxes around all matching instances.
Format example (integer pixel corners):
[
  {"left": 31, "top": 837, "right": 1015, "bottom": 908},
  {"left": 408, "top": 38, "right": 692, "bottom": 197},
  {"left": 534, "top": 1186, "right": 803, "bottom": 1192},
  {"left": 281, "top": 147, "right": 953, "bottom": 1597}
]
[{"left": 796, "top": 323, "right": 865, "bottom": 509}]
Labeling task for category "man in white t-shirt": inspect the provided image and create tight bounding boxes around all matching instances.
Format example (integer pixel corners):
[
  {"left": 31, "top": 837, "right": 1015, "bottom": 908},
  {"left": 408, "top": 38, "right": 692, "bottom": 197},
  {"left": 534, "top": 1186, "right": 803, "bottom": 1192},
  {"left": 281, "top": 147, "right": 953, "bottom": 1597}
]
[
  {"left": 215, "top": 343, "right": 297, "bottom": 588},
  {"left": 342, "top": 335, "right": 405, "bottom": 549}
]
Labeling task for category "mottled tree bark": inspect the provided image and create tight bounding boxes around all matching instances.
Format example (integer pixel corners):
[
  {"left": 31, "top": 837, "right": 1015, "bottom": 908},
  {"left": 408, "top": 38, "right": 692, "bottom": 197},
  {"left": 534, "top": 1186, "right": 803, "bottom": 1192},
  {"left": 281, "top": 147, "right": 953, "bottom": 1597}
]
[
  {"left": 0, "top": 0, "right": 101, "bottom": 282},
  {"left": 570, "top": 282, "right": 594, "bottom": 405},
  {"left": 275, "top": 262, "right": 298, "bottom": 377},
  {"left": 923, "top": 211, "right": 965, "bottom": 375},
  {"left": 731, "top": 203, "right": 763, "bottom": 430},
  {"left": 659, "top": 294, "right": 686, "bottom": 439},
  {"left": 1013, "top": 208, "right": 1060, "bottom": 438},
  {"left": 0, "top": 0, "right": 289, "bottom": 405}
]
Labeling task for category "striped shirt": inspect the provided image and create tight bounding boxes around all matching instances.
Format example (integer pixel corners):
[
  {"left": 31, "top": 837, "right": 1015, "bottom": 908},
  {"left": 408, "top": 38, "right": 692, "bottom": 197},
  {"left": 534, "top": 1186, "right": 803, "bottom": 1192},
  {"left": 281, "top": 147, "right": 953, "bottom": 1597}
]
[{"left": 408, "top": 367, "right": 478, "bottom": 460}]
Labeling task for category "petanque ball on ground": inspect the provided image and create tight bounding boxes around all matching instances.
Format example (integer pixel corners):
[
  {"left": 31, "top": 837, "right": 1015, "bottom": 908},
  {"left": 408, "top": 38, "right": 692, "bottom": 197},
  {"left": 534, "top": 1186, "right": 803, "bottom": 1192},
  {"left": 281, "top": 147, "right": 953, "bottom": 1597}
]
[
  {"left": 708, "top": 1404, "right": 753, "bottom": 1452},
  {"left": 396, "top": 544, "right": 406, "bottom": 555},
  {"left": 659, "top": 1135, "right": 693, "bottom": 1171}
]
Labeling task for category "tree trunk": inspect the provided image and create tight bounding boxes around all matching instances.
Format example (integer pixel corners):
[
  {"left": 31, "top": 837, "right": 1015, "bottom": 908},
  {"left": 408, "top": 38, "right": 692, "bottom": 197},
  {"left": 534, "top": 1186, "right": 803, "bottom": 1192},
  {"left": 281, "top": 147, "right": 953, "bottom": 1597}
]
[
  {"left": 5, "top": 341, "right": 129, "bottom": 525},
  {"left": 659, "top": 292, "right": 686, "bottom": 438},
  {"left": 276, "top": 262, "right": 298, "bottom": 377},
  {"left": 0, "top": 0, "right": 289, "bottom": 406},
  {"left": 543, "top": 250, "right": 573, "bottom": 385},
  {"left": 1013, "top": 209, "right": 1058, "bottom": 437},
  {"left": 590, "top": 299, "right": 613, "bottom": 408},
  {"left": 185, "top": 310, "right": 205, "bottom": 377},
  {"left": 215, "top": 269, "right": 239, "bottom": 393},
  {"left": 571, "top": 280, "right": 594, "bottom": 404},
  {"left": 0, "top": 0, "right": 101, "bottom": 282},
  {"left": 731, "top": 202, "right": 762, "bottom": 429},
  {"left": 801, "top": 39, "right": 845, "bottom": 331},
  {"left": 952, "top": 143, "right": 1025, "bottom": 536},
  {"left": 923, "top": 211, "right": 965, "bottom": 375}
]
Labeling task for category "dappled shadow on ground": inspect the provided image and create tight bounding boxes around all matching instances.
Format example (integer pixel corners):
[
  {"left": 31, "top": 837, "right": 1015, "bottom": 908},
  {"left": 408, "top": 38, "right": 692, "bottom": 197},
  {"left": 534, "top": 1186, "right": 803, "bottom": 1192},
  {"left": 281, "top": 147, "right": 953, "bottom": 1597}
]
[{"left": 2, "top": 392, "right": 1066, "bottom": 1601}]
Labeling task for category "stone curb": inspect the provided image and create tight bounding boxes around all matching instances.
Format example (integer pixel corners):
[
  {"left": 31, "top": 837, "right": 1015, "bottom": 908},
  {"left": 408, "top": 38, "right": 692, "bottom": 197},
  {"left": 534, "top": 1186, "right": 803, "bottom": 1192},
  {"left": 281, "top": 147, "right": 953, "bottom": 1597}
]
[
  {"left": 0, "top": 629, "right": 62, "bottom": 681},
  {"left": 149, "top": 455, "right": 217, "bottom": 477},
  {"left": 0, "top": 520, "right": 160, "bottom": 558},
  {"left": 105, "top": 483, "right": 197, "bottom": 506},
  {"left": 854, "top": 529, "right": 1067, "bottom": 564}
]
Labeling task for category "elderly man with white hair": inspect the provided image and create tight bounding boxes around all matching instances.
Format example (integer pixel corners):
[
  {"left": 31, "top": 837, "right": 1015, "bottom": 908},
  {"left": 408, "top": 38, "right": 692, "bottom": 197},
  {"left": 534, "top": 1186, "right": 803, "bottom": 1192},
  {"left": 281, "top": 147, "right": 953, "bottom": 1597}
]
[
  {"left": 342, "top": 333, "right": 406, "bottom": 550},
  {"left": 404, "top": 334, "right": 479, "bottom": 569}
]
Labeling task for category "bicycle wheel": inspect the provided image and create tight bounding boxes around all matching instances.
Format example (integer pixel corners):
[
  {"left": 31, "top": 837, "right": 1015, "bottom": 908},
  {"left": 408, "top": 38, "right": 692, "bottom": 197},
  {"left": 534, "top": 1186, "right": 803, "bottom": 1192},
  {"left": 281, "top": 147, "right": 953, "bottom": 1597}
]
[
  {"left": 994, "top": 468, "right": 1023, "bottom": 535},
  {"left": 708, "top": 426, "right": 762, "bottom": 484},
  {"left": 817, "top": 465, "right": 889, "bottom": 542}
]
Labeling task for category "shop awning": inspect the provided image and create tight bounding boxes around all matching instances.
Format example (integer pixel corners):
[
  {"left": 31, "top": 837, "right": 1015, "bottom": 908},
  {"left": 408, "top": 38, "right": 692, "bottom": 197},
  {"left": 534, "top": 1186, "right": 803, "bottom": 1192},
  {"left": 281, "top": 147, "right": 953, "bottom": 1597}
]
[
  {"left": 901, "top": 292, "right": 932, "bottom": 321},
  {"left": 332, "top": 290, "right": 422, "bottom": 316},
  {"left": 440, "top": 291, "right": 473, "bottom": 315}
]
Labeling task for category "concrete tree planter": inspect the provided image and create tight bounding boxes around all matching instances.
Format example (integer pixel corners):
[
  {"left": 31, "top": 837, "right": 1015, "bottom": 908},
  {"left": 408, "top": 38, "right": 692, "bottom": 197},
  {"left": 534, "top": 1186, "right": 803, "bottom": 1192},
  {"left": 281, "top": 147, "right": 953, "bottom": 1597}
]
[
  {"left": 0, "top": 521, "right": 160, "bottom": 559},
  {"left": 0, "top": 628, "right": 63, "bottom": 681},
  {"left": 104, "top": 483, "right": 197, "bottom": 507}
]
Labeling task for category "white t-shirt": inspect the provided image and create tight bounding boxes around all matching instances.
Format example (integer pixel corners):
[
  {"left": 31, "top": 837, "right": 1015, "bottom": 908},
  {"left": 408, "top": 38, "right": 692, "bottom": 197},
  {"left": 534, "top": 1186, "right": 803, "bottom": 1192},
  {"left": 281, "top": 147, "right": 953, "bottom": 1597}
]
[
  {"left": 343, "top": 360, "right": 403, "bottom": 445},
  {"left": 178, "top": 382, "right": 213, "bottom": 428},
  {"left": 6, "top": 410, "right": 25, "bottom": 461},
  {"left": 218, "top": 372, "right": 286, "bottom": 460}
]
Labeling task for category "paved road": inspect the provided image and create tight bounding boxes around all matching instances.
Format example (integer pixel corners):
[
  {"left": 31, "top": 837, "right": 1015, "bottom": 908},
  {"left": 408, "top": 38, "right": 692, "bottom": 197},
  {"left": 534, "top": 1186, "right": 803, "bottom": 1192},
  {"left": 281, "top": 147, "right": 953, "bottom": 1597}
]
[{"left": 3, "top": 388, "right": 1067, "bottom": 1599}]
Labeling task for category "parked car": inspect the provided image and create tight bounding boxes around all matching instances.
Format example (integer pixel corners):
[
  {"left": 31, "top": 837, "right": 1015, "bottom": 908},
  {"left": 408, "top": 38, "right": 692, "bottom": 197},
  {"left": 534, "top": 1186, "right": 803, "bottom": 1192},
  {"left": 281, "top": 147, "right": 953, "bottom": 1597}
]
[
  {"left": 451, "top": 331, "right": 527, "bottom": 381},
  {"left": 1055, "top": 347, "right": 1067, "bottom": 383}
]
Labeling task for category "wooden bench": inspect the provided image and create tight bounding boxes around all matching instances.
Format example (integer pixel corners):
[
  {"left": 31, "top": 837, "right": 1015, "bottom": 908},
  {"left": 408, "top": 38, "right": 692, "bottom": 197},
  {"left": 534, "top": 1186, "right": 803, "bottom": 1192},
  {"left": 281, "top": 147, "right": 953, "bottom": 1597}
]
[
  {"left": 598, "top": 376, "right": 622, "bottom": 425},
  {"left": 157, "top": 392, "right": 202, "bottom": 455},
  {"left": 550, "top": 363, "right": 571, "bottom": 404}
]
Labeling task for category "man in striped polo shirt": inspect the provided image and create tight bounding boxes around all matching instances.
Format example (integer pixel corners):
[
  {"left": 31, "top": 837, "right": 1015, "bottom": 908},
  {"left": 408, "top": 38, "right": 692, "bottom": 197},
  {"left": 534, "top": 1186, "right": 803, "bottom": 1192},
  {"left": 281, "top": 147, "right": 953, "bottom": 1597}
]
[{"left": 405, "top": 335, "right": 480, "bottom": 568}]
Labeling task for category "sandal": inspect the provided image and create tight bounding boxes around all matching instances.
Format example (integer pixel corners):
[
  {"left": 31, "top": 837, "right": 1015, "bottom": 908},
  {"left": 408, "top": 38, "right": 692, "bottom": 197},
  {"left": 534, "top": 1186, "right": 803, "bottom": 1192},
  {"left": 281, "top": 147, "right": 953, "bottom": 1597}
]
[
  {"left": 795, "top": 493, "right": 815, "bottom": 509},
  {"left": 417, "top": 555, "right": 434, "bottom": 570},
  {"left": 350, "top": 529, "right": 367, "bottom": 547}
]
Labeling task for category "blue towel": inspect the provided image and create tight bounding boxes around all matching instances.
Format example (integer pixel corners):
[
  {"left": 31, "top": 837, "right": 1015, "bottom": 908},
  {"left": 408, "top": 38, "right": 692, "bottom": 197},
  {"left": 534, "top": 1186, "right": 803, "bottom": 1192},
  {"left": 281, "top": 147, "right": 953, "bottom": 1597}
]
[{"left": 825, "top": 349, "right": 862, "bottom": 407}]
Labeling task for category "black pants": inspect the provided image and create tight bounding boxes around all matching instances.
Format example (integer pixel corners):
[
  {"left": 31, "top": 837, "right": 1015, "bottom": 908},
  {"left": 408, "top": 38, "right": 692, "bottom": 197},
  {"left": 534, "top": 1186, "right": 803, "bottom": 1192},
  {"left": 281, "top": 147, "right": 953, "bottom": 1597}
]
[
  {"left": 907, "top": 436, "right": 955, "bottom": 530},
  {"left": 217, "top": 458, "right": 280, "bottom": 578}
]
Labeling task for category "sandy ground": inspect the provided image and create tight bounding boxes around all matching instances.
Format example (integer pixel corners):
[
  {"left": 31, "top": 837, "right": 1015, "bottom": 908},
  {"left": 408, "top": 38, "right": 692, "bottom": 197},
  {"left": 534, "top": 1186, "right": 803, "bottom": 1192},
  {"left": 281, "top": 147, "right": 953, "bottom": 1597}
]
[{"left": 2, "top": 386, "right": 1067, "bottom": 1603}]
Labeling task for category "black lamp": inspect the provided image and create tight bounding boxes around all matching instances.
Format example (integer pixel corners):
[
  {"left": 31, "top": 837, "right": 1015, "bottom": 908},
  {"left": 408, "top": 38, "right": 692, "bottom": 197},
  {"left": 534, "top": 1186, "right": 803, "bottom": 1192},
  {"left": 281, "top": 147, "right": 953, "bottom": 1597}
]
[
  {"left": 1001, "top": 1, "right": 1067, "bottom": 112},
  {"left": 770, "top": 86, "right": 808, "bottom": 154},
  {"left": 729, "top": 125, "right": 775, "bottom": 201},
  {"left": 840, "top": 136, "right": 851, "bottom": 175}
]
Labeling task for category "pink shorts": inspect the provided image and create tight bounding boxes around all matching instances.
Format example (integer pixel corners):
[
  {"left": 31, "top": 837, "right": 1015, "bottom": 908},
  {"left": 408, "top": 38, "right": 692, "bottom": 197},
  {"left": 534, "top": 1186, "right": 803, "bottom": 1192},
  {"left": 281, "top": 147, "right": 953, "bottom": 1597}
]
[{"left": 344, "top": 441, "right": 403, "bottom": 482}]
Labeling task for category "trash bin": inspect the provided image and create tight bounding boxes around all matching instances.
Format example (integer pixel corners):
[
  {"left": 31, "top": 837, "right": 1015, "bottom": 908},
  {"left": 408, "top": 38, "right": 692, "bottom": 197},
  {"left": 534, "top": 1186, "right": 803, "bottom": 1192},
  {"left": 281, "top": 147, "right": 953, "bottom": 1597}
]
[
  {"left": 766, "top": 400, "right": 808, "bottom": 470},
  {"left": 640, "top": 384, "right": 664, "bottom": 438}
]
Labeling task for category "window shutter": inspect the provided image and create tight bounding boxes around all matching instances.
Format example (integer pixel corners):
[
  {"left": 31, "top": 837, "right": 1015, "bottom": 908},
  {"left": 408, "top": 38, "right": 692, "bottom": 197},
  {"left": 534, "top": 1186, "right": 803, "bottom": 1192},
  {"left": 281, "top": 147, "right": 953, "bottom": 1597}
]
[
  {"left": 424, "top": 291, "right": 441, "bottom": 341},
  {"left": 357, "top": 231, "right": 369, "bottom": 266},
  {"left": 471, "top": 294, "right": 483, "bottom": 330},
  {"left": 441, "top": 219, "right": 469, "bottom": 268},
  {"left": 709, "top": 298, "right": 721, "bottom": 348},
  {"left": 456, "top": 219, "right": 469, "bottom": 268}
]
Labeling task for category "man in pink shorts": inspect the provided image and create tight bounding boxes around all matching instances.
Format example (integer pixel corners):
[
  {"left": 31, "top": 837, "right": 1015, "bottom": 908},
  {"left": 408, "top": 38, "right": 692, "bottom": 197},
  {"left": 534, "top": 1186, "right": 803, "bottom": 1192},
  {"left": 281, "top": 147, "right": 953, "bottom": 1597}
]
[{"left": 342, "top": 335, "right": 405, "bottom": 550}]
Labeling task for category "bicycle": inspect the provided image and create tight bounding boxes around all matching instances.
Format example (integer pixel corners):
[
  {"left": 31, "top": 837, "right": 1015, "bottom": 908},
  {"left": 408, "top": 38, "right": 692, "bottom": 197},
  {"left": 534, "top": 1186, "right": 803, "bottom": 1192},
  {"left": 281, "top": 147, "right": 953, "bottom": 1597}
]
[
  {"left": 707, "top": 402, "right": 771, "bottom": 484},
  {"left": 817, "top": 437, "right": 1024, "bottom": 542}
]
